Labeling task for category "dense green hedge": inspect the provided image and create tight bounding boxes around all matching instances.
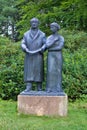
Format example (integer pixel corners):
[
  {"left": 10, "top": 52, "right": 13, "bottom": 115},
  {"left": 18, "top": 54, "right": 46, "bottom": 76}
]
[
  {"left": 0, "top": 30, "right": 87, "bottom": 101},
  {"left": 0, "top": 37, "right": 25, "bottom": 100},
  {"left": 63, "top": 49, "right": 87, "bottom": 100},
  {"left": 62, "top": 30, "right": 87, "bottom": 100}
]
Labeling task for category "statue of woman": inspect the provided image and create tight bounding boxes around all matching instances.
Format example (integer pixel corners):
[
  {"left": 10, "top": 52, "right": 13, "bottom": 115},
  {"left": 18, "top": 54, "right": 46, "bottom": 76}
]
[{"left": 42, "top": 22, "right": 64, "bottom": 93}]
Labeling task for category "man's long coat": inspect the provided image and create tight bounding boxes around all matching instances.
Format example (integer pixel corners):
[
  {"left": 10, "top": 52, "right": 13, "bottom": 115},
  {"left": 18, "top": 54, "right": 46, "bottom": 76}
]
[{"left": 21, "top": 29, "right": 46, "bottom": 82}]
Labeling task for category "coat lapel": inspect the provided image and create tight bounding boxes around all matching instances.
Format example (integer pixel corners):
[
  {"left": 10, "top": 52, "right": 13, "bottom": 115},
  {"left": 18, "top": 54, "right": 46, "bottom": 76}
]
[{"left": 29, "top": 29, "right": 40, "bottom": 41}]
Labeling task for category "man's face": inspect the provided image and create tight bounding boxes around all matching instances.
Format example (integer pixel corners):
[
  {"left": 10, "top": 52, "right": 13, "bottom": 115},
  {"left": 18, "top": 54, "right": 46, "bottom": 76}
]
[{"left": 31, "top": 21, "right": 39, "bottom": 29}]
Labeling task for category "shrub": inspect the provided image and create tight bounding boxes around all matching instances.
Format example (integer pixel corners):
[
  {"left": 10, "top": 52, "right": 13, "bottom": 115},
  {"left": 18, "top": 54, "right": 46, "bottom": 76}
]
[
  {"left": 0, "top": 30, "right": 87, "bottom": 101},
  {"left": 62, "top": 49, "right": 87, "bottom": 101},
  {"left": 0, "top": 37, "right": 25, "bottom": 100},
  {"left": 61, "top": 30, "right": 87, "bottom": 101},
  {"left": 60, "top": 30, "right": 87, "bottom": 52}
]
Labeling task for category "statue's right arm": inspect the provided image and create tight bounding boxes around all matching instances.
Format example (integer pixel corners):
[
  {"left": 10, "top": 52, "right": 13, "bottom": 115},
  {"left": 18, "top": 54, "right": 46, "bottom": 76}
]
[
  {"left": 21, "top": 43, "right": 29, "bottom": 53},
  {"left": 21, "top": 35, "right": 29, "bottom": 53}
]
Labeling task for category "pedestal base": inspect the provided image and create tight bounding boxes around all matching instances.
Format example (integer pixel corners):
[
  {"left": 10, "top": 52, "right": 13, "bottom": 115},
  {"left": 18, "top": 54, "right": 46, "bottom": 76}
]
[{"left": 18, "top": 94, "right": 68, "bottom": 116}]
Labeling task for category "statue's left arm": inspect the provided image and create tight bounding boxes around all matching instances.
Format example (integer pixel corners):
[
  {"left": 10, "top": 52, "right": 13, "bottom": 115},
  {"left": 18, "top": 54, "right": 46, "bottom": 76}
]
[{"left": 49, "top": 36, "right": 64, "bottom": 51}]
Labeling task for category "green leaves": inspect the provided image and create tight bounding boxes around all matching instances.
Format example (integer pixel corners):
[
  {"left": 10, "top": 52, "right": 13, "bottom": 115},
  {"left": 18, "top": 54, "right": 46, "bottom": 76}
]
[
  {"left": 62, "top": 30, "right": 87, "bottom": 101},
  {"left": 16, "top": 0, "right": 87, "bottom": 39},
  {"left": 0, "top": 29, "right": 87, "bottom": 101},
  {"left": 0, "top": 37, "right": 24, "bottom": 100}
]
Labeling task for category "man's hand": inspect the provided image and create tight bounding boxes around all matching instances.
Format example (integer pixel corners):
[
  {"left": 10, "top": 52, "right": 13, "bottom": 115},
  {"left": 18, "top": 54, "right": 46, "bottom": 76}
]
[{"left": 40, "top": 45, "right": 46, "bottom": 53}]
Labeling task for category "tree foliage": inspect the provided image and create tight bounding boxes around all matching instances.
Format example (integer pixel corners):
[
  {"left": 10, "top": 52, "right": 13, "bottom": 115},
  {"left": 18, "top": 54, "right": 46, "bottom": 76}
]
[
  {"left": 16, "top": 0, "right": 63, "bottom": 37},
  {"left": 15, "top": 0, "right": 87, "bottom": 38},
  {"left": 0, "top": 0, "right": 18, "bottom": 40},
  {"left": 0, "top": 0, "right": 87, "bottom": 39},
  {"left": 58, "top": 0, "right": 87, "bottom": 30}
]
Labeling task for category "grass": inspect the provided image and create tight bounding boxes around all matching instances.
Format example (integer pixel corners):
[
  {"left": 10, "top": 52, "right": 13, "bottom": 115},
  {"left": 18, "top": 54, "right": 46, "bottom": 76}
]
[{"left": 0, "top": 98, "right": 87, "bottom": 130}]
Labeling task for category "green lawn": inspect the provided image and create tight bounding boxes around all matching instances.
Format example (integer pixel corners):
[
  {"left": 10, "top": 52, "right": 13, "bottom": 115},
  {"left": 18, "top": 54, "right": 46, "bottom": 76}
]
[{"left": 0, "top": 98, "right": 87, "bottom": 130}]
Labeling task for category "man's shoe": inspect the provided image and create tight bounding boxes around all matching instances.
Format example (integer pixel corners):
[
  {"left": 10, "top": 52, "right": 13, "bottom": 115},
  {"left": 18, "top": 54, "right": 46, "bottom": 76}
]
[{"left": 24, "top": 83, "right": 32, "bottom": 92}]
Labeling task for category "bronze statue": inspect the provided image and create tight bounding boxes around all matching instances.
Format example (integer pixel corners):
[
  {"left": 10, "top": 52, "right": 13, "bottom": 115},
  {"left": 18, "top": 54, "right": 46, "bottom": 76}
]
[
  {"left": 21, "top": 18, "right": 46, "bottom": 92},
  {"left": 41, "top": 22, "right": 64, "bottom": 93},
  {"left": 21, "top": 19, "right": 65, "bottom": 95}
]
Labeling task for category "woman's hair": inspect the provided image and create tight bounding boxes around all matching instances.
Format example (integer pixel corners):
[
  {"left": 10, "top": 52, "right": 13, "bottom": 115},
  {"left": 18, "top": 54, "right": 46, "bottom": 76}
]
[{"left": 50, "top": 22, "right": 60, "bottom": 30}]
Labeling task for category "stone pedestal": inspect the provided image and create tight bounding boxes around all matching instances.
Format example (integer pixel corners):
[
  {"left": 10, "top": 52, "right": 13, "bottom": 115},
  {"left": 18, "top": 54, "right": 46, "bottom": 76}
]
[{"left": 18, "top": 94, "right": 68, "bottom": 116}]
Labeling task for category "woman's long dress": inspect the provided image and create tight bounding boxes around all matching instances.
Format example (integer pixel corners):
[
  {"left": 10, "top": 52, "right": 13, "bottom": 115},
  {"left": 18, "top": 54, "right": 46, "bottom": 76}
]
[{"left": 46, "top": 34, "right": 64, "bottom": 92}]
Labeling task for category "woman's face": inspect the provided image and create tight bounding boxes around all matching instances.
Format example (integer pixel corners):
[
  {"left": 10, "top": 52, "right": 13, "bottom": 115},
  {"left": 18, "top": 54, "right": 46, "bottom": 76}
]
[{"left": 50, "top": 25, "right": 58, "bottom": 33}]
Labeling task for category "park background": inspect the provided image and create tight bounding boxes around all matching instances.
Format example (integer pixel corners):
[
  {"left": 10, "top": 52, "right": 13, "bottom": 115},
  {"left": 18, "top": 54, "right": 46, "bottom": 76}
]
[{"left": 0, "top": 0, "right": 87, "bottom": 130}]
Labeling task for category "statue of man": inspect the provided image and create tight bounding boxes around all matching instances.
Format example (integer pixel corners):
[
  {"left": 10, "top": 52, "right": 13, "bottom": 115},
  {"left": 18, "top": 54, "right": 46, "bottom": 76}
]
[
  {"left": 41, "top": 22, "right": 64, "bottom": 93},
  {"left": 21, "top": 18, "right": 46, "bottom": 92}
]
